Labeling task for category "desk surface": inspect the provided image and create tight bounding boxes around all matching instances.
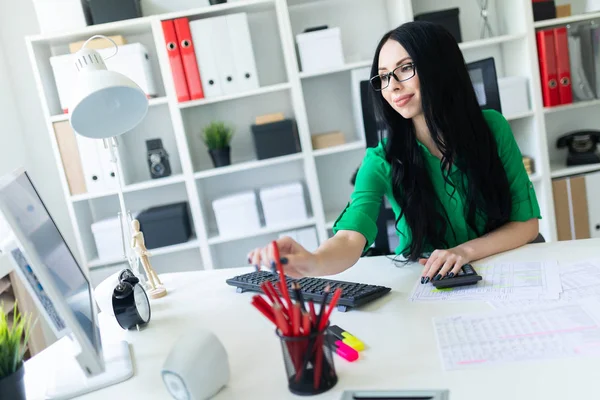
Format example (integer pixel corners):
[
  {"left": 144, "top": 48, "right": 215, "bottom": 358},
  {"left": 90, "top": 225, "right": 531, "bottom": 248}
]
[{"left": 25, "top": 238, "right": 600, "bottom": 399}]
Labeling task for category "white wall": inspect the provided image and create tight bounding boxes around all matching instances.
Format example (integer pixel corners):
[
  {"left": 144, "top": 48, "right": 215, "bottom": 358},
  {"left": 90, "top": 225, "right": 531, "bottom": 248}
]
[{"left": 0, "top": 0, "right": 78, "bottom": 256}]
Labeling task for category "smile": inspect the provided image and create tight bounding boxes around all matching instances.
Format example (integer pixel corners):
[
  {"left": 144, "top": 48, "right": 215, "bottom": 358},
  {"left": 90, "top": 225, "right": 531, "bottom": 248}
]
[{"left": 393, "top": 94, "right": 414, "bottom": 107}]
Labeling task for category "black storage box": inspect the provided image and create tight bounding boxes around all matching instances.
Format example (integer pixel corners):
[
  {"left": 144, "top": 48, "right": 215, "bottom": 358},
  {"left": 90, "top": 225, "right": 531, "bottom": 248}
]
[
  {"left": 137, "top": 202, "right": 192, "bottom": 249},
  {"left": 532, "top": 0, "right": 556, "bottom": 21},
  {"left": 414, "top": 8, "right": 462, "bottom": 43},
  {"left": 251, "top": 119, "right": 301, "bottom": 160},
  {"left": 85, "top": 0, "right": 142, "bottom": 25}
]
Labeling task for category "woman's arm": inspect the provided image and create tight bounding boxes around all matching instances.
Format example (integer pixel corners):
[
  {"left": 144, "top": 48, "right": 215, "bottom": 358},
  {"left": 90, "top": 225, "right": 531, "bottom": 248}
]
[{"left": 421, "top": 218, "right": 539, "bottom": 281}]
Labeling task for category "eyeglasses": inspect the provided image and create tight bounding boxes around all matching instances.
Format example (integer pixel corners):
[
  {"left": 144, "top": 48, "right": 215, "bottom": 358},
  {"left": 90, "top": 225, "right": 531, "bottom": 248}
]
[{"left": 370, "top": 62, "right": 416, "bottom": 91}]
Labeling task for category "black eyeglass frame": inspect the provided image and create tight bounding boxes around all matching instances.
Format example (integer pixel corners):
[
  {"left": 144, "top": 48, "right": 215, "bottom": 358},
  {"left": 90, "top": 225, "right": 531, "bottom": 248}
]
[{"left": 370, "top": 62, "right": 416, "bottom": 91}]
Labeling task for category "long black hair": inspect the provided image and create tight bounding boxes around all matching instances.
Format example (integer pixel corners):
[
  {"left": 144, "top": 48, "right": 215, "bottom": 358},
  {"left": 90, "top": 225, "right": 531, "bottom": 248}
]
[{"left": 369, "top": 21, "right": 511, "bottom": 260}]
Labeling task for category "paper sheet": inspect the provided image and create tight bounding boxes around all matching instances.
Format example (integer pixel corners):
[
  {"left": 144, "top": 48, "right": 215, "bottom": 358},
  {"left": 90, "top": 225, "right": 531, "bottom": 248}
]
[
  {"left": 410, "top": 261, "right": 561, "bottom": 302},
  {"left": 434, "top": 300, "right": 600, "bottom": 370},
  {"left": 489, "top": 259, "right": 600, "bottom": 310}
]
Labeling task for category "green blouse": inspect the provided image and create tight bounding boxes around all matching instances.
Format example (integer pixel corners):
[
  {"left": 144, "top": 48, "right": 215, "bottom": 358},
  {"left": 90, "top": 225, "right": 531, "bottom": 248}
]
[{"left": 332, "top": 109, "right": 542, "bottom": 255}]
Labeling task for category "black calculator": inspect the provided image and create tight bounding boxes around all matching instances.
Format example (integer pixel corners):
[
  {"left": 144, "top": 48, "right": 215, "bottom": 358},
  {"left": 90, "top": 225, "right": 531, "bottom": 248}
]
[{"left": 431, "top": 263, "right": 482, "bottom": 289}]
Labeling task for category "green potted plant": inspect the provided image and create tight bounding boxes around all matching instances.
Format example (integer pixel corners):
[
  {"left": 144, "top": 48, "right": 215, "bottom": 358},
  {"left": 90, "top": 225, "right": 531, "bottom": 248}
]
[
  {"left": 201, "top": 121, "right": 234, "bottom": 168},
  {"left": 0, "top": 302, "right": 33, "bottom": 400}
]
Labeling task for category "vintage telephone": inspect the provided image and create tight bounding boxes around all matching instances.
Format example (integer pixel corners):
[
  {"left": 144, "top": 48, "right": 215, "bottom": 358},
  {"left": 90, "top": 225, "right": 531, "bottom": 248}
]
[{"left": 556, "top": 130, "right": 600, "bottom": 166}]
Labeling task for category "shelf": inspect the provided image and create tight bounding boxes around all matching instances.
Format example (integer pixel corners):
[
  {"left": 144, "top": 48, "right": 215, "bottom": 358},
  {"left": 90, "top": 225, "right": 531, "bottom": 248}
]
[
  {"left": 506, "top": 110, "right": 535, "bottom": 121},
  {"left": 529, "top": 172, "right": 543, "bottom": 182},
  {"left": 70, "top": 174, "right": 186, "bottom": 202},
  {"left": 88, "top": 237, "right": 199, "bottom": 269},
  {"left": 544, "top": 99, "right": 600, "bottom": 114},
  {"left": 534, "top": 11, "right": 600, "bottom": 28},
  {"left": 0, "top": 292, "right": 15, "bottom": 313},
  {"left": 194, "top": 153, "right": 303, "bottom": 180},
  {"left": 49, "top": 97, "right": 169, "bottom": 124},
  {"left": 299, "top": 60, "right": 372, "bottom": 79},
  {"left": 458, "top": 33, "right": 527, "bottom": 51},
  {"left": 550, "top": 162, "right": 600, "bottom": 179},
  {"left": 208, "top": 218, "right": 316, "bottom": 245},
  {"left": 179, "top": 83, "right": 291, "bottom": 109},
  {"left": 0, "top": 277, "right": 11, "bottom": 295},
  {"left": 158, "top": 0, "right": 274, "bottom": 21},
  {"left": 312, "top": 141, "right": 364, "bottom": 157}
]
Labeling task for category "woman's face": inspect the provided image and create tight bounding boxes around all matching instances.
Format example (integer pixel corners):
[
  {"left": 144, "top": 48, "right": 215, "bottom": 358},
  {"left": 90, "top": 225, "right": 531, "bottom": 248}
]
[{"left": 377, "top": 39, "right": 422, "bottom": 119}]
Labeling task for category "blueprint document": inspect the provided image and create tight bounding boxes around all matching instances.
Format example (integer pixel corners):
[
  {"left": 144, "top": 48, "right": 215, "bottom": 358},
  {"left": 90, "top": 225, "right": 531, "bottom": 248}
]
[
  {"left": 490, "top": 259, "right": 600, "bottom": 309},
  {"left": 433, "top": 300, "right": 600, "bottom": 370},
  {"left": 409, "top": 261, "right": 561, "bottom": 302}
]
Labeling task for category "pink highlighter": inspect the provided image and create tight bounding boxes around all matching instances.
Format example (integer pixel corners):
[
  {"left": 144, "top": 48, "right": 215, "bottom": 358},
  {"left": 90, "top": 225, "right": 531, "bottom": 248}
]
[{"left": 327, "top": 336, "right": 359, "bottom": 362}]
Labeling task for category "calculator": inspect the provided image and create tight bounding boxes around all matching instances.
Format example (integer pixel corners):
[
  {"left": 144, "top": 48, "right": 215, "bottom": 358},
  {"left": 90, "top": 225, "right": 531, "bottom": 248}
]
[{"left": 431, "top": 263, "right": 482, "bottom": 289}]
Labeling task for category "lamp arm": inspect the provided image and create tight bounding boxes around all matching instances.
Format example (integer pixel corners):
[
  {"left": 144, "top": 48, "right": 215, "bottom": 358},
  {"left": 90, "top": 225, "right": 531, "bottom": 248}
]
[{"left": 81, "top": 35, "right": 119, "bottom": 60}]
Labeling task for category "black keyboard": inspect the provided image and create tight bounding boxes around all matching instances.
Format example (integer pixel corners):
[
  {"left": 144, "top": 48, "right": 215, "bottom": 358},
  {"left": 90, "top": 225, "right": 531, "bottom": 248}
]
[{"left": 225, "top": 271, "right": 391, "bottom": 312}]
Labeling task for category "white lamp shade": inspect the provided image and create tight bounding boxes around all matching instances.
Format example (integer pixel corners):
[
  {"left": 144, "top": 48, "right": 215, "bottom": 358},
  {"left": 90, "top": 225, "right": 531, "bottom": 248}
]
[{"left": 69, "top": 48, "right": 148, "bottom": 139}]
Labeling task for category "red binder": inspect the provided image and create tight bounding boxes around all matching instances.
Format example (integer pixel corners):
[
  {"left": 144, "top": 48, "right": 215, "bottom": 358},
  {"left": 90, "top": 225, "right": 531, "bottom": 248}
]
[
  {"left": 536, "top": 29, "right": 560, "bottom": 107},
  {"left": 553, "top": 27, "right": 573, "bottom": 105},
  {"left": 161, "top": 20, "right": 190, "bottom": 102},
  {"left": 174, "top": 17, "right": 205, "bottom": 100}
]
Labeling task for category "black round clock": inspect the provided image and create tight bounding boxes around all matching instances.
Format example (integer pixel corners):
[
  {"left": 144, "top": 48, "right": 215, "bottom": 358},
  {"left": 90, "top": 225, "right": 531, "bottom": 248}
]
[{"left": 112, "top": 269, "right": 151, "bottom": 330}]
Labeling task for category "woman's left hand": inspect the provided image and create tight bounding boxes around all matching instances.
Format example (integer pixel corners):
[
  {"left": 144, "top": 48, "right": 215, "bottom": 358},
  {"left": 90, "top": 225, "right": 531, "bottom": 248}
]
[{"left": 419, "top": 247, "right": 471, "bottom": 284}]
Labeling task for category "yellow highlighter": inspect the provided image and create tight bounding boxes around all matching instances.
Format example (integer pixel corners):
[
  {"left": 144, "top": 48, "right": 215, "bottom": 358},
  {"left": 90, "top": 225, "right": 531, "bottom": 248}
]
[{"left": 329, "top": 325, "right": 365, "bottom": 352}]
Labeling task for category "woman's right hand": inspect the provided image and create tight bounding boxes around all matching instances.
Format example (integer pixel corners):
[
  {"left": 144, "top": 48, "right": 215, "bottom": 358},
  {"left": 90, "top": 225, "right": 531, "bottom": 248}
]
[{"left": 247, "top": 236, "right": 318, "bottom": 278}]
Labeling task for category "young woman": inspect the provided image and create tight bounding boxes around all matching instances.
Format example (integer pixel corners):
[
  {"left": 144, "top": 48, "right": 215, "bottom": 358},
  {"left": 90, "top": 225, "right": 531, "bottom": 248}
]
[{"left": 247, "top": 21, "right": 541, "bottom": 283}]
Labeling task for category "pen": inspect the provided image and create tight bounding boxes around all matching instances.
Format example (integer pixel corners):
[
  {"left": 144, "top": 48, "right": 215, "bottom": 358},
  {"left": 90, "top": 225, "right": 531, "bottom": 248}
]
[
  {"left": 328, "top": 325, "right": 365, "bottom": 352},
  {"left": 326, "top": 336, "right": 359, "bottom": 362}
]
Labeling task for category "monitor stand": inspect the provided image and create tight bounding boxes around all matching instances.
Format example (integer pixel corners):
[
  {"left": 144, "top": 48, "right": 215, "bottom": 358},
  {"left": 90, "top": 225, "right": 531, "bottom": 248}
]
[{"left": 45, "top": 338, "right": 134, "bottom": 400}]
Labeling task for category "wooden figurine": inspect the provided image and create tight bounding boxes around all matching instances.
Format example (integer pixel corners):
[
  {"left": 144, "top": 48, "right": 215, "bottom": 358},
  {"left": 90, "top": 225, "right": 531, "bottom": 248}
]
[{"left": 131, "top": 219, "right": 167, "bottom": 299}]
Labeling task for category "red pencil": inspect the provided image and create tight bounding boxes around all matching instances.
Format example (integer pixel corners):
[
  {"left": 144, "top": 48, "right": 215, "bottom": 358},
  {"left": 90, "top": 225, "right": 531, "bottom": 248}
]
[
  {"left": 308, "top": 301, "right": 317, "bottom": 327},
  {"left": 273, "top": 303, "right": 290, "bottom": 336},
  {"left": 319, "top": 288, "right": 343, "bottom": 330},
  {"left": 272, "top": 240, "right": 292, "bottom": 310},
  {"left": 251, "top": 296, "right": 276, "bottom": 325},
  {"left": 260, "top": 282, "right": 276, "bottom": 304},
  {"left": 292, "top": 303, "right": 301, "bottom": 337}
]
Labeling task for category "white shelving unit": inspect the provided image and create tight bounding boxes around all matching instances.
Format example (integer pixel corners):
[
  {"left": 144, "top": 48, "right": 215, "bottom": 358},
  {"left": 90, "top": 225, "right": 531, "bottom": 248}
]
[{"left": 26, "top": 0, "right": 580, "bottom": 284}]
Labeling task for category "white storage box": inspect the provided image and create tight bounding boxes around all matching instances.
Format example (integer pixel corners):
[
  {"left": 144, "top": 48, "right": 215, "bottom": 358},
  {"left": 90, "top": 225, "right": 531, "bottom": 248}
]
[
  {"left": 33, "top": 0, "right": 89, "bottom": 34},
  {"left": 212, "top": 191, "right": 261, "bottom": 237},
  {"left": 279, "top": 227, "right": 318, "bottom": 252},
  {"left": 91, "top": 216, "right": 126, "bottom": 261},
  {"left": 50, "top": 42, "right": 158, "bottom": 113},
  {"left": 259, "top": 182, "right": 308, "bottom": 227},
  {"left": 296, "top": 27, "right": 344, "bottom": 73},
  {"left": 498, "top": 76, "right": 530, "bottom": 119}
]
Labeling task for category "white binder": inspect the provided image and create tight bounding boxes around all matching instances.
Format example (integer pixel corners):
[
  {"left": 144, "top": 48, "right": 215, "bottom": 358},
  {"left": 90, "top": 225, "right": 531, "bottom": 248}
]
[
  {"left": 189, "top": 18, "right": 223, "bottom": 98},
  {"left": 227, "top": 13, "right": 259, "bottom": 92},
  {"left": 75, "top": 135, "right": 106, "bottom": 194},
  {"left": 211, "top": 16, "right": 238, "bottom": 96}
]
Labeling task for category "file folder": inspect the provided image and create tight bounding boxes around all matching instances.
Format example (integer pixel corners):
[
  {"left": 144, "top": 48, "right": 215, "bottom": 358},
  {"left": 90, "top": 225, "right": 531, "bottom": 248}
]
[
  {"left": 536, "top": 29, "right": 560, "bottom": 107},
  {"left": 189, "top": 18, "right": 223, "bottom": 98},
  {"left": 553, "top": 27, "right": 573, "bottom": 105},
  {"left": 567, "top": 24, "right": 596, "bottom": 101},
  {"left": 53, "top": 121, "right": 87, "bottom": 195},
  {"left": 75, "top": 135, "right": 107, "bottom": 194},
  {"left": 211, "top": 15, "right": 238, "bottom": 96},
  {"left": 174, "top": 17, "right": 205, "bottom": 100},
  {"left": 161, "top": 19, "right": 190, "bottom": 102},
  {"left": 227, "top": 13, "right": 259, "bottom": 92}
]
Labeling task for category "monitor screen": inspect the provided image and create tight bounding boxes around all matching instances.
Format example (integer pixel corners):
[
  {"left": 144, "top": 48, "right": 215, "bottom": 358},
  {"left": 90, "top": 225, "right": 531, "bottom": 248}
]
[{"left": 0, "top": 172, "right": 101, "bottom": 355}]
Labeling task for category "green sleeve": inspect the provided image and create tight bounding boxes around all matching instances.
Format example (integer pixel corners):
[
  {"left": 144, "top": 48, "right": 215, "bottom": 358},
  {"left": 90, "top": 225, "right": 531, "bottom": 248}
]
[
  {"left": 332, "top": 143, "right": 390, "bottom": 250},
  {"left": 483, "top": 110, "right": 542, "bottom": 221}
]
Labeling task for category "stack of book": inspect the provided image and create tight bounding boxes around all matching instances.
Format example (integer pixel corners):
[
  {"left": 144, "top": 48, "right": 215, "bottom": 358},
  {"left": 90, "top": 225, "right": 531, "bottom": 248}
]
[{"left": 523, "top": 156, "right": 535, "bottom": 175}]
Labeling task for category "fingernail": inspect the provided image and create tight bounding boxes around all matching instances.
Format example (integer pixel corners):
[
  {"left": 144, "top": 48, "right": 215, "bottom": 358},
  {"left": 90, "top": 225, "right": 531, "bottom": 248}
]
[
  {"left": 254, "top": 264, "right": 259, "bottom": 270},
  {"left": 247, "top": 257, "right": 251, "bottom": 264},
  {"left": 434, "top": 274, "right": 442, "bottom": 281},
  {"left": 271, "top": 261, "right": 276, "bottom": 268},
  {"left": 280, "top": 257, "right": 288, "bottom": 264},
  {"left": 420, "top": 277, "right": 425, "bottom": 284},
  {"left": 448, "top": 272, "right": 455, "bottom": 278},
  {"left": 424, "top": 277, "right": 430, "bottom": 284}
]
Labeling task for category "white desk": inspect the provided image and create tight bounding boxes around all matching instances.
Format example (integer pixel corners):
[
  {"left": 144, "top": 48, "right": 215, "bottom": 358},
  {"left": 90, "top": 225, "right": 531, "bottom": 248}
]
[{"left": 25, "top": 238, "right": 600, "bottom": 399}]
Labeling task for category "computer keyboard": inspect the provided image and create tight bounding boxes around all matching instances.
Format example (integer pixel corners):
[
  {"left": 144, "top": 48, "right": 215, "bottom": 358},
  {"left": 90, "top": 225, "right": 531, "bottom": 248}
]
[{"left": 225, "top": 271, "right": 391, "bottom": 312}]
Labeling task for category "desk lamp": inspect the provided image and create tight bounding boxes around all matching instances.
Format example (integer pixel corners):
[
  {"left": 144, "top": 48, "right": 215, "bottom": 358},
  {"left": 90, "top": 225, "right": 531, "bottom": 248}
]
[{"left": 68, "top": 35, "right": 147, "bottom": 277}]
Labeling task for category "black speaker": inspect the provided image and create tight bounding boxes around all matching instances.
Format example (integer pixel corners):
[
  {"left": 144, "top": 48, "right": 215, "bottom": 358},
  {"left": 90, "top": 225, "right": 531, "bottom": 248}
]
[{"left": 146, "top": 139, "right": 172, "bottom": 179}]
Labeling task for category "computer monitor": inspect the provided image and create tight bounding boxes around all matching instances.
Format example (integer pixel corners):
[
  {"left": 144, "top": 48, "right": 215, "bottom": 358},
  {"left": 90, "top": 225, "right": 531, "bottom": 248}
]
[{"left": 0, "top": 168, "right": 133, "bottom": 399}]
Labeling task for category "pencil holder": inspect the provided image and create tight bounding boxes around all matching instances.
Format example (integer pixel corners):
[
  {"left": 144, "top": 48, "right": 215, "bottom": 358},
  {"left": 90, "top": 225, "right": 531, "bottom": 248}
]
[{"left": 276, "top": 325, "right": 337, "bottom": 396}]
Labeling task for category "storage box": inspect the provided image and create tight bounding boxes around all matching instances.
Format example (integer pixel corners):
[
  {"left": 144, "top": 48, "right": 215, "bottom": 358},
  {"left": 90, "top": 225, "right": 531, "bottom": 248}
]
[
  {"left": 251, "top": 119, "right": 301, "bottom": 160},
  {"left": 532, "top": 0, "right": 556, "bottom": 21},
  {"left": 69, "top": 35, "right": 126, "bottom": 53},
  {"left": 311, "top": 131, "right": 345, "bottom": 150},
  {"left": 32, "top": 0, "right": 90, "bottom": 34},
  {"left": 414, "top": 8, "right": 462, "bottom": 43},
  {"left": 212, "top": 191, "right": 261, "bottom": 237},
  {"left": 91, "top": 216, "right": 126, "bottom": 261},
  {"left": 556, "top": 4, "right": 572, "bottom": 18},
  {"left": 498, "top": 76, "right": 530, "bottom": 118},
  {"left": 296, "top": 27, "right": 344, "bottom": 73},
  {"left": 85, "top": 0, "right": 142, "bottom": 25},
  {"left": 50, "top": 42, "right": 157, "bottom": 113},
  {"left": 137, "top": 202, "right": 192, "bottom": 249},
  {"left": 259, "top": 182, "right": 308, "bottom": 227}
]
